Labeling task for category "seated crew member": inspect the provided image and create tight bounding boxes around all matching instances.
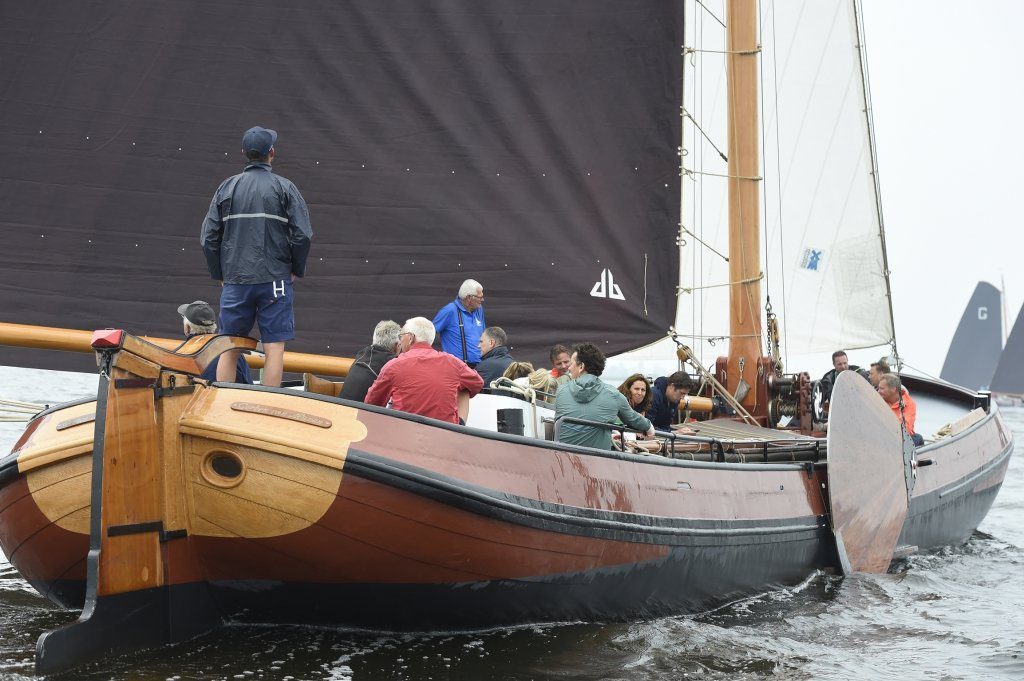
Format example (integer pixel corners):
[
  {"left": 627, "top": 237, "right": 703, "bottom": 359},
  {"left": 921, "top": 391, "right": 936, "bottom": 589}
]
[
  {"left": 548, "top": 344, "right": 573, "bottom": 388},
  {"left": 432, "top": 279, "right": 485, "bottom": 366},
  {"left": 475, "top": 326, "right": 515, "bottom": 386},
  {"left": 339, "top": 320, "right": 402, "bottom": 402},
  {"left": 521, "top": 368, "right": 558, "bottom": 404},
  {"left": 503, "top": 361, "right": 535, "bottom": 382},
  {"left": 618, "top": 373, "right": 653, "bottom": 416},
  {"left": 365, "top": 317, "right": 484, "bottom": 424},
  {"left": 646, "top": 371, "right": 692, "bottom": 431},
  {"left": 178, "top": 300, "right": 252, "bottom": 384},
  {"left": 554, "top": 343, "right": 654, "bottom": 449},
  {"left": 878, "top": 373, "right": 923, "bottom": 446}
]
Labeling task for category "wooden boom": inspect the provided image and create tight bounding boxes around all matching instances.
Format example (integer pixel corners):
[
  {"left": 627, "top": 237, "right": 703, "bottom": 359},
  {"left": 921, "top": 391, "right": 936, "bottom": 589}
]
[{"left": 0, "top": 322, "right": 353, "bottom": 377}]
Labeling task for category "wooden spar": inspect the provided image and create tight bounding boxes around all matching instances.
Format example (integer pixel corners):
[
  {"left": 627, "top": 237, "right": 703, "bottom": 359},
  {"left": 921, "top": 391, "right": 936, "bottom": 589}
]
[
  {"left": 724, "top": 0, "right": 763, "bottom": 410},
  {"left": 0, "top": 322, "right": 353, "bottom": 377}
]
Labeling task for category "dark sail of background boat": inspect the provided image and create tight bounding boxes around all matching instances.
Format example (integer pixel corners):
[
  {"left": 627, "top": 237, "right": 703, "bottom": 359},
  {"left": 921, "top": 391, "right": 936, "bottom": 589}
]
[
  {"left": 990, "top": 301, "right": 1024, "bottom": 396},
  {"left": 939, "top": 281, "right": 1002, "bottom": 390},
  {"left": 0, "top": 0, "right": 682, "bottom": 372}
]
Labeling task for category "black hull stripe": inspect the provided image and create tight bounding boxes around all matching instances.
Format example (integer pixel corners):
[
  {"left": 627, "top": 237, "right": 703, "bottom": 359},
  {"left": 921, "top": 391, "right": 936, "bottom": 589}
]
[{"left": 343, "top": 450, "right": 824, "bottom": 547}]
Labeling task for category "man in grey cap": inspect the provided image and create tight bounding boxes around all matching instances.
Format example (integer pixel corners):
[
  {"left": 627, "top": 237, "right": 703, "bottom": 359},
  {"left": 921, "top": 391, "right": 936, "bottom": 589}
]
[
  {"left": 178, "top": 300, "right": 252, "bottom": 384},
  {"left": 200, "top": 126, "right": 313, "bottom": 387}
]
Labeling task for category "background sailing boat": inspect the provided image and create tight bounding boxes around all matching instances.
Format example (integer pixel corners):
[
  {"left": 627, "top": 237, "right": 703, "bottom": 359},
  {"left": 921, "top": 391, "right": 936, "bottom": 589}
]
[{"left": 939, "top": 281, "right": 1002, "bottom": 390}]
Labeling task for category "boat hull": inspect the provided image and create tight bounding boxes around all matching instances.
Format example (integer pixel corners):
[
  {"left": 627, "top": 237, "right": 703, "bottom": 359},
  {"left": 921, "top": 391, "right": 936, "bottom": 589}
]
[
  {"left": 2, "top": 384, "right": 836, "bottom": 624},
  {"left": 0, "top": 376, "right": 1009, "bottom": 630}
]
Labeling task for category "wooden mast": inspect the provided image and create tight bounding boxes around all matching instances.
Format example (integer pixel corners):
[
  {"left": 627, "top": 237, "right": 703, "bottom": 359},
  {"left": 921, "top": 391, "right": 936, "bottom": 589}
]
[{"left": 723, "top": 0, "right": 764, "bottom": 414}]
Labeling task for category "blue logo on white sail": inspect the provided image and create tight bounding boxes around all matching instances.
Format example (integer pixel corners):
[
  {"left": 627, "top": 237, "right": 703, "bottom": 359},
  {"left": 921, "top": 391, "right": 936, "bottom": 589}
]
[{"left": 800, "top": 248, "right": 823, "bottom": 271}]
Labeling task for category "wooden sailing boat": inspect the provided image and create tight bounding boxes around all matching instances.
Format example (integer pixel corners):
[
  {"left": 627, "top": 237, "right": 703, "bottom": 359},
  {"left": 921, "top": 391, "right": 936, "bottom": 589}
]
[{"left": 0, "top": 0, "right": 1012, "bottom": 673}]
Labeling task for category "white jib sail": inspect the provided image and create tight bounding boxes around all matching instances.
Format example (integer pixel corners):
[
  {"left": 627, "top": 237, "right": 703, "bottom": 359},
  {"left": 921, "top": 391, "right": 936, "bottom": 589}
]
[{"left": 607, "top": 0, "right": 894, "bottom": 382}]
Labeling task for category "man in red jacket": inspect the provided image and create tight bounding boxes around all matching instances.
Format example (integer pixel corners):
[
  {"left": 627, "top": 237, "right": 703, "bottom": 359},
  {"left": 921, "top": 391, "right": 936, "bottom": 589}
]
[
  {"left": 365, "top": 317, "right": 484, "bottom": 424},
  {"left": 878, "top": 373, "right": 923, "bottom": 445}
]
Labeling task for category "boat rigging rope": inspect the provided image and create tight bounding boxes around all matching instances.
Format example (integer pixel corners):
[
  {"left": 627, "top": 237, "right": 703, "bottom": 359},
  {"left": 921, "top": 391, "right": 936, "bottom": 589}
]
[
  {"left": 680, "top": 108, "right": 728, "bottom": 163},
  {"left": 693, "top": 0, "right": 726, "bottom": 28},
  {"left": 678, "top": 344, "right": 757, "bottom": 426},
  {"left": 0, "top": 397, "right": 45, "bottom": 422},
  {"left": 678, "top": 272, "right": 763, "bottom": 294},
  {"left": 678, "top": 224, "right": 729, "bottom": 262},
  {"left": 766, "top": 0, "right": 790, "bottom": 369},
  {"left": 681, "top": 167, "right": 763, "bottom": 182}
]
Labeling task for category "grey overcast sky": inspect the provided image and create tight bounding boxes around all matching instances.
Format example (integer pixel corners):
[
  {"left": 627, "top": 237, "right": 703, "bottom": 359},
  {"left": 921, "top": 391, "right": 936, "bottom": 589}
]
[{"left": 860, "top": 0, "right": 1024, "bottom": 376}]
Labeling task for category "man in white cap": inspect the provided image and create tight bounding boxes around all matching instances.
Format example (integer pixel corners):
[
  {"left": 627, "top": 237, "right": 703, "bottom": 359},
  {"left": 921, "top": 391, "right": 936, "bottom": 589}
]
[
  {"left": 200, "top": 126, "right": 313, "bottom": 387},
  {"left": 178, "top": 300, "right": 252, "bottom": 384}
]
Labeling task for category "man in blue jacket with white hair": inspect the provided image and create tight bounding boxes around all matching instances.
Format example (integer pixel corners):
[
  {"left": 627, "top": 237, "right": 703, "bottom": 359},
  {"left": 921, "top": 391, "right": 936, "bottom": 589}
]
[{"left": 432, "top": 279, "right": 486, "bottom": 367}]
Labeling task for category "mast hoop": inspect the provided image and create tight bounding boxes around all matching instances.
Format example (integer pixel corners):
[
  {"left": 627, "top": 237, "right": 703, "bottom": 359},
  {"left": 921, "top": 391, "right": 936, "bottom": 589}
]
[
  {"left": 683, "top": 47, "right": 761, "bottom": 57},
  {"left": 675, "top": 332, "right": 760, "bottom": 341},
  {"left": 681, "top": 168, "right": 762, "bottom": 181}
]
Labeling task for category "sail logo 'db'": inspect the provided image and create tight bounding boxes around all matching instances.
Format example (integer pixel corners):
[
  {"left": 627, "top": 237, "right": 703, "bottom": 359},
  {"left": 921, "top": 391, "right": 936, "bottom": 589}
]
[
  {"left": 799, "top": 247, "right": 823, "bottom": 272},
  {"left": 590, "top": 269, "right": 625, "bottom": 300}
]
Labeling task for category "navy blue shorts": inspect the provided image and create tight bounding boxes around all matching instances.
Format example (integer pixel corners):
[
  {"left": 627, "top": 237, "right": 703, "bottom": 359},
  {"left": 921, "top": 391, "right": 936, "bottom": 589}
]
[{"left": 219, "top": 279, "right": 295, "bottom": 343}]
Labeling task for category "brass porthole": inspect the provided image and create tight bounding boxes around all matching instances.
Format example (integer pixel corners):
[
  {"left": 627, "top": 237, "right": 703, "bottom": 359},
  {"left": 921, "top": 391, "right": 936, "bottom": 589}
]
[{"left": 201, "top": 449, "right": 246, "bottom": 488}]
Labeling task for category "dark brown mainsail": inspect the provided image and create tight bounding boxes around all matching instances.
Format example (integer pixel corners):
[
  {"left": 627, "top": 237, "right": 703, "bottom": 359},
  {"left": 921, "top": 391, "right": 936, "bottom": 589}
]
[{"left": 0, "top": 0, "right": 681, "bottom": 372}]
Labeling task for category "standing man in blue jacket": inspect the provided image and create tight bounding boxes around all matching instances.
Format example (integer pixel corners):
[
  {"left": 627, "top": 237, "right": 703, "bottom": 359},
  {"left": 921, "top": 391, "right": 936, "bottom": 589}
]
[
  {"left": 201, "top": 126, "right": 312, "bottom": 387},
  {"left": 432, "top": 279, "right": 485, "bottom": 367}
]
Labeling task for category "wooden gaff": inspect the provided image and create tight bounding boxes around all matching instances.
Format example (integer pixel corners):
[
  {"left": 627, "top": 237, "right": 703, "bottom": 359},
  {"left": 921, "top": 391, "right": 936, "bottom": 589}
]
[{"left": 0, "top": 322, "right": 353, "bottom": 377}]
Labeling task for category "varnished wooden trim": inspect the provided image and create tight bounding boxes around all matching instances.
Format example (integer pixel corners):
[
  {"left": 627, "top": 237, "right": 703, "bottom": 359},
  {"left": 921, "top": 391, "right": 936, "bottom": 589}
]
[
  {"left": 230, "top": 402, "right": 332, "bottom": 428},
  {"left": 18, "top": 439, "right": 94, "bottom": 473},
  {"left": 55, "top": 414, "right": 96, "bottom": 431},
  {"left": 179, "top": 421, "right": 346, "bottom": 470}
]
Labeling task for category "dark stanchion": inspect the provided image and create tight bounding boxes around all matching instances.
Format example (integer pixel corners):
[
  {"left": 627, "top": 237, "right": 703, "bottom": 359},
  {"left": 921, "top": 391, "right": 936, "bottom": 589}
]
[{"left": 497, "top": 408, "right": 525, "bottom": 436}]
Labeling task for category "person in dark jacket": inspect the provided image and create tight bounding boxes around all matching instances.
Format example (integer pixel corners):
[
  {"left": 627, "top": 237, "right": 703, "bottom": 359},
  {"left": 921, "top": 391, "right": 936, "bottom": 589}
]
[
  {"left": 200, "top": 126, "right": 313, "bottom": 387},
  {"left": 178, "top": 300, "right": 252, "bottom": 384},
  {"left": 339, "top": 320, "right": 402, "bottom": 402},
  {"left": 475, "top": 326, "right": 515, "bottom": 387},
  {"left": 646, "top": 371, "right": 692, "bottom": 431},
  {"left": 554, "top": 343, "right": 653, "bottom": 449},
  {"left": 819, "top": 350, "right": 866, "bottom": 412}
]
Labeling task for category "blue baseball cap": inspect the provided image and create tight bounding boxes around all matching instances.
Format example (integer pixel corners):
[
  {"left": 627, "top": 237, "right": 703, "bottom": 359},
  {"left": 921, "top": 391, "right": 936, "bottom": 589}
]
[{"left": 241, "top": 126, "right": 278, "bottom": 156}]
